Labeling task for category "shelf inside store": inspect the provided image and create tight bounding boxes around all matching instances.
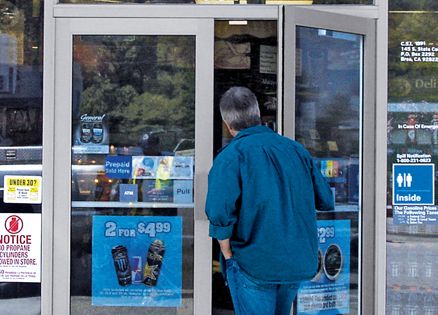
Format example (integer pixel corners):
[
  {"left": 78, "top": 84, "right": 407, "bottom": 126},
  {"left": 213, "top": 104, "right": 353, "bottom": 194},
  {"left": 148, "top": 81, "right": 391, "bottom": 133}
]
[
  {"left": 335, "top": 204, "right": 359, "bottom": 212},
  {"left": 71, "top": 201, "right": 194, "bottom": 208}
]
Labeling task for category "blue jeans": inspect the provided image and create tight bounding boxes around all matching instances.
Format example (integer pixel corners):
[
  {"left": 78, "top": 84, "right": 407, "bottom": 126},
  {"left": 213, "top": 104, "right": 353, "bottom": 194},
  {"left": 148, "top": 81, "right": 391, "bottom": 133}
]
[{"left": 226, "top": 258, "right": 299, "bottom": 315}]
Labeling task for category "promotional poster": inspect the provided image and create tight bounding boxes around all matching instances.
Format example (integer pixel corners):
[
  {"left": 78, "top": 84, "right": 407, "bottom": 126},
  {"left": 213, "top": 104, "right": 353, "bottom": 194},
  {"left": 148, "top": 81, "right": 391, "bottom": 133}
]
[
  {"left": 297, "top": 220, "right": 351, "bottom": 315},
  {"left": 132, "top": 156, "right": 193, "bottom": 180},
  {"left": 92, "top": 215, "right": 182, "bottom": 307},
  {"left": 72, "top": 113, "right": 109, "bottom": 154},
  {"left": 0, "top": 213, "right": 41, "bottom": 282}
]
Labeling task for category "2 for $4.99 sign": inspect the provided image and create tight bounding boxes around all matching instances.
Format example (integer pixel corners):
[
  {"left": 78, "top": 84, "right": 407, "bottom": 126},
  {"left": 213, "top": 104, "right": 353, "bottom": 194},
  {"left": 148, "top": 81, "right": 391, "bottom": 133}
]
[{"left": 92, "top": 216, "right": 182, "bottom": 307}]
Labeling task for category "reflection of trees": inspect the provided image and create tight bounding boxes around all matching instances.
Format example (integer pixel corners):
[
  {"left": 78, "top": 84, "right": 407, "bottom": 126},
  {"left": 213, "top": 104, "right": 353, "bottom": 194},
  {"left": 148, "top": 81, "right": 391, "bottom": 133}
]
[
  {"left": 325, "top": 94, "right": 353, "bottom": 125},
  {"left": 389, "top": 13, "right": 438, "bottom": 102},
  {"left": 0, "top": 0, "right": 43, "bottom": 65},
  {"left": 390, "top": 0, "right": 438, "bottom": 11},
  {"left": 76, "top": 36, "right": 195, "bottom": 147},
  {"left": 318, "top": 94, "right": 359, "bottom": 156}
]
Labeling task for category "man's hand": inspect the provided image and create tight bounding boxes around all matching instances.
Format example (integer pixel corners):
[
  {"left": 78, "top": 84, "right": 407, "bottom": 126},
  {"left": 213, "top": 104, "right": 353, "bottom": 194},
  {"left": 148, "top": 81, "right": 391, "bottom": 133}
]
[{"left": 218, "top": 239, "right": 233, "bottom": 260}]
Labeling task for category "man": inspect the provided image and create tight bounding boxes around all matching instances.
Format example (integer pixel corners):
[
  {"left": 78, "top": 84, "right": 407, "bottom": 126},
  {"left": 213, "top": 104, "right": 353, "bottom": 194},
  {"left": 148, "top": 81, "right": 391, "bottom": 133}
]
[{"left": 205, "top": 87, "right": 334, "bottom": 315}]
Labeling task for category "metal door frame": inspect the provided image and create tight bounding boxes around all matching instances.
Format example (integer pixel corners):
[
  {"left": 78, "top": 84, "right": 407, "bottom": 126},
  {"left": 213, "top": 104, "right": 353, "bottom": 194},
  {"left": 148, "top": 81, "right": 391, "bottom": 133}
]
[
  {"left": 52, "top": 17, "right": 214, "bottom": 315},
  {"left": 42, "top": 3, "right": 387, "bottom": 315}
]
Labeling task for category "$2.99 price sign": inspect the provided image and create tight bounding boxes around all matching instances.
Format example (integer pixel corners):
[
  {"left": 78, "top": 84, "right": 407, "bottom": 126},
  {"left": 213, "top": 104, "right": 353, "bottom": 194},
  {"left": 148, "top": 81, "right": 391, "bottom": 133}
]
[
  {"left": 318, "top": 226, "right": 335, "bottom": 244},
  {"left": 104, "top": 221, "right": 172, "bottom": 238},
  {"left": 297, "top": 220, "right": 351, "bottom": 315}
]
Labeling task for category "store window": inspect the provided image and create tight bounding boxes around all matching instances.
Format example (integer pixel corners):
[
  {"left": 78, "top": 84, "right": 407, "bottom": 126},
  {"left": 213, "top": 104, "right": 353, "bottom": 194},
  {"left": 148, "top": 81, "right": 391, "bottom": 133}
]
[
  {"left": 390, "top": 1, "right": 438, "bottom": 11},
  {"left": 0, "top": 0, "right": 43, "bottom": 313},
  {"left": 387, "top": 2, "right": 438, "bottom": 314},
  {"left": 294, "top": 27, "right": 362, "bottom": 315}
]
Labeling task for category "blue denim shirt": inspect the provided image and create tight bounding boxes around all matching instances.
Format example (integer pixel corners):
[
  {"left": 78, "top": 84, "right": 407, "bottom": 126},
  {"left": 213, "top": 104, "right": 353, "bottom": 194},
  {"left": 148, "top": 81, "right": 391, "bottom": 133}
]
[{"left": 205, "top": 125, "right": 334, "bottom": 283}]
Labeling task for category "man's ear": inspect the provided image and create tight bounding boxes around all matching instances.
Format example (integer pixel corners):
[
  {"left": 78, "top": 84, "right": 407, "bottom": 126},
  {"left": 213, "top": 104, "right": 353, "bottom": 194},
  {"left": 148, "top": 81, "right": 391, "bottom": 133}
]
[{"left": 224, "top": 121, "right": 237, "bottom": 137}]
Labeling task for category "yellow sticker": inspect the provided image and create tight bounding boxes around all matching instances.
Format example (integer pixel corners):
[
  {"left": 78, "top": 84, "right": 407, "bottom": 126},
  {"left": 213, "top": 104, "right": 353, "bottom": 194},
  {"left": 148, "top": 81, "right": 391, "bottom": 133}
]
[
  {"left": 4, "top": 176, "right": 42, "bottom": 204},
  {"left": 8, "top": 178, "right": 40, "bottom": 187}
]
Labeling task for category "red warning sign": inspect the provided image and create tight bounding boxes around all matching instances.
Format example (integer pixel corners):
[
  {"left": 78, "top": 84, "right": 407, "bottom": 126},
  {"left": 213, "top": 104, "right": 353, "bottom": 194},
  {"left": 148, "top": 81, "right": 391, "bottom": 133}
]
[{"left": 0, "top": 213, "right": 41, "bottom": 282}]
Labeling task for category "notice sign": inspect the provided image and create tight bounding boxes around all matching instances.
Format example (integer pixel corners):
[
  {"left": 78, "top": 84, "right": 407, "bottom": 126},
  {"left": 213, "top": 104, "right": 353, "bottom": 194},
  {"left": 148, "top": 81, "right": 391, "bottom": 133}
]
[
  {"left": 92, "top": 216, "right": 182, "bottom": 307},
  {"left": 393, "top": 164, "right": 434, "bottom": 205},
  {"left": 4, "top": 176, "right": 42, "bottom": 204},
  {"left": 259, "top": 45, "right": 277, "bottom": 74},
  {"left": 0, "top": 213, "right": 41, "bottom": 282}
]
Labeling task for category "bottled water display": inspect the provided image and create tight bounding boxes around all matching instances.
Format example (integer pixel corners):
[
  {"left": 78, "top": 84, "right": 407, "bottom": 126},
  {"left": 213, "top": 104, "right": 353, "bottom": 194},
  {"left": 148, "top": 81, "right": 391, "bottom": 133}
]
[{"left": 386, "top": 239, "right": 438, "bottom": 315}]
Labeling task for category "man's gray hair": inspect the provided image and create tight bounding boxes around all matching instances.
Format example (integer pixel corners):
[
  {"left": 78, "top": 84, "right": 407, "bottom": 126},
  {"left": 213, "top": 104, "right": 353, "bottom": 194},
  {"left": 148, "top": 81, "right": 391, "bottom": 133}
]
[{"left": 219, "top": 87, "right": 261, "bottom": 131}]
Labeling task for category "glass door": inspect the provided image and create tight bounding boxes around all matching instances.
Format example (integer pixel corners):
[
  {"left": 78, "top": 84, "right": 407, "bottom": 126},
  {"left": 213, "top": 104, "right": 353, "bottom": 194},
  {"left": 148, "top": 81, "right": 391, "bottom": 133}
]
[
  {"left": 284, "top": 7, "right": 376, "bottom": 315},
  {"left": 52, "top": 18, "right": 213, "bottom": 315}
]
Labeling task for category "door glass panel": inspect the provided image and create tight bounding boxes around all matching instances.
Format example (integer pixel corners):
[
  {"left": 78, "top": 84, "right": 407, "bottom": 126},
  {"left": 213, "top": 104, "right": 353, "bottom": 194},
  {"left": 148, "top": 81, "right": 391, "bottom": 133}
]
[
  {"left": 71, "top": 35, "right": 195, "bottom": 314},
  {"left": 294, "top": 26, "right": 362, "bottom": 315}
]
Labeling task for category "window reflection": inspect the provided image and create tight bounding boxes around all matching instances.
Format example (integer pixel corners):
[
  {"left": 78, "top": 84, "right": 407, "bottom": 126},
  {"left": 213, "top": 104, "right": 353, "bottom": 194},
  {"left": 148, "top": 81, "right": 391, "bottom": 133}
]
[
  {"left": 0, "top": 0, "right": 43, "bottom": 153},
  {"left": 295, "top": 27, "right": 362, "bottom": 315},
  {"left": 70, "top": 35, "right": 196, "bottom": 314},
  {"left": 295, "top": 27, "right": 362, "bottom": 208},
  {"left": 72, "top": 35, "right": 195, "bottom": 203}
]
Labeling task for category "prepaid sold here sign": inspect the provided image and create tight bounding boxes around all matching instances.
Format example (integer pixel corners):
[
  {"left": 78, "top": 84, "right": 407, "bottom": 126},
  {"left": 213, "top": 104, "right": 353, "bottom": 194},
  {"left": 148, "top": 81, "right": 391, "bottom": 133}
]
[{"left": 0, "top": 213, "right": 41, "bottom": 282}]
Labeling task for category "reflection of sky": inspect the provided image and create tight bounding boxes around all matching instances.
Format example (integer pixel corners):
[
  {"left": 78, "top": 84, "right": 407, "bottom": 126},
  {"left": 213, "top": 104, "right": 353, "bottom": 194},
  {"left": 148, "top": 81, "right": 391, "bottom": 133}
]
[
  {"left": 297, "top": 27, "right": 361, "bottom": 124},
  {"left": 388, "top": 102, "right": 438, "bottom": 112}
]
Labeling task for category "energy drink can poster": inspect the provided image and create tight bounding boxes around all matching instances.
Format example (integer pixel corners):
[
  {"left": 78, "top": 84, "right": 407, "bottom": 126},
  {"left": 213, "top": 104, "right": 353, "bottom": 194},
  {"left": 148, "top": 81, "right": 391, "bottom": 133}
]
[
  {"left": 72, "top": 113, "right": 109, "bottom": 154},
  {"left": 92, "top": 215, "right": 182, "bottom": 307},
  {"left": 297, "top": 220, "right": 350, "bottom": 315}
]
